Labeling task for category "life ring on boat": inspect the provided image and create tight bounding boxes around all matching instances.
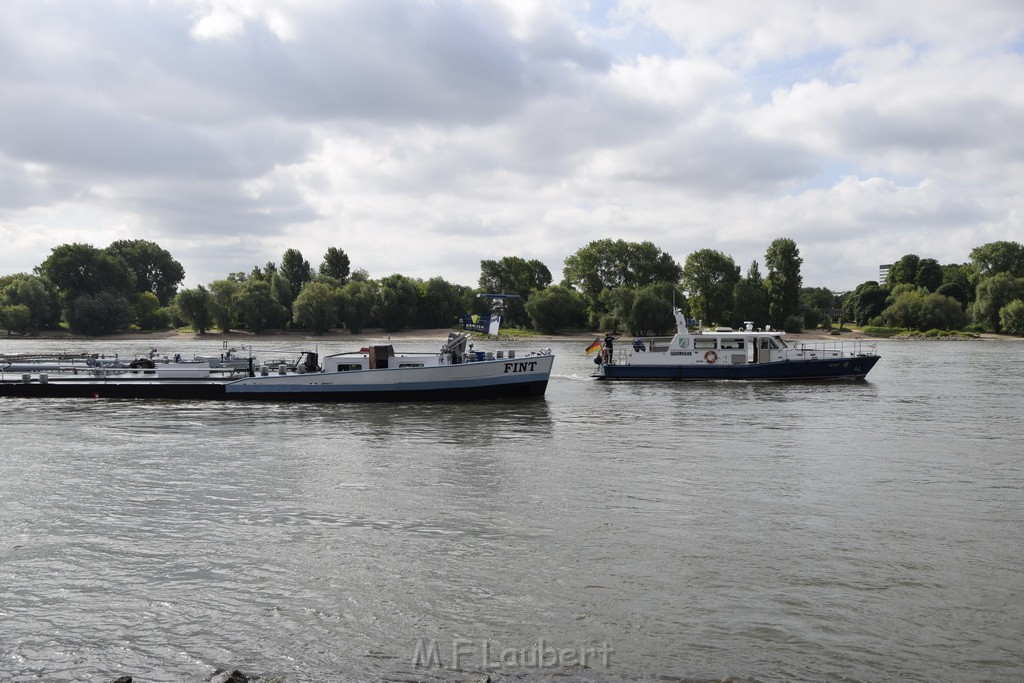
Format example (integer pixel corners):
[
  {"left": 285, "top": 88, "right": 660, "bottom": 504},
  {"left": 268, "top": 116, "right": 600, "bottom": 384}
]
[{"left": 704, "top": 350, "right": 718, "bottom": 364}]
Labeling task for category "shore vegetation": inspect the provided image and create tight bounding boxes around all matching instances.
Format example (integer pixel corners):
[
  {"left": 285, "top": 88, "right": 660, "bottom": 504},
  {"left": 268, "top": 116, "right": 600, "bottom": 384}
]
[{"left": 2, "top": 239, "right": 1023, "bottom": 340}]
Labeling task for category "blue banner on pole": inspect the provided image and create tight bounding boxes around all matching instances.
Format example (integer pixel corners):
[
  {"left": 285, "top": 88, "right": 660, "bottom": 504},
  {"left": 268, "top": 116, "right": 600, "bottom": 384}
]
[{"left": 462, "top": 314, "right": 501, "bottom": 335}]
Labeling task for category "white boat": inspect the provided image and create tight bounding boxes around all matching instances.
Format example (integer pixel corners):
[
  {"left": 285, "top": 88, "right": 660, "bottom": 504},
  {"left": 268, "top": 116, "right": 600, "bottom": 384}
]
[
  {"left": 593, "top": 310, "right": 879, "bottom": 380},
  {"left": 0, "top": 333, "right": 555, "bottom": 401}
]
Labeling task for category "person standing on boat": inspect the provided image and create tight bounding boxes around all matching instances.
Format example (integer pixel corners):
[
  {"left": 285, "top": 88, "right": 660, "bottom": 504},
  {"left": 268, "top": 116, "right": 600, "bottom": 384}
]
[{"left": 603, "top": 333, "right": 614, "bottom": 364}]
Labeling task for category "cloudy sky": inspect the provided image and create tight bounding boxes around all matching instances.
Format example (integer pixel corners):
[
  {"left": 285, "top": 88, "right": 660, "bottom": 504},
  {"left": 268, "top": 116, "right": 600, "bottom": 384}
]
[{"left": 1, "top": 0, "right": 1022, "bottom": 291}]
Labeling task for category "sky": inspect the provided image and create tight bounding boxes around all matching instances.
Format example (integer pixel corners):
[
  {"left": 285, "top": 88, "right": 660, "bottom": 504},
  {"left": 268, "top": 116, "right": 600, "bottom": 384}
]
[{"left": 1, "top": 0, "right": 1022, "bottom": 292}]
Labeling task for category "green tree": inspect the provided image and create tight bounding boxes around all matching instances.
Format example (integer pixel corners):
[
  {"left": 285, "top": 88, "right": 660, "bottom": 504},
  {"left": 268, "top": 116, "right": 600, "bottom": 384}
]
[
  {"left": 132, "top": 291, "right": 170, "bottom": 330},
  {"left": 597, "top": 286, "right": 634, "bottom": 332},
  {"left": 969, "top": 241, "right": 1024, "bottom": 282},
  {"left": 479, "top": 256, "right": 552, "bottom": 294},
  {"left": 293, "top": 281, "right": 343, "bottom": 334},
  {"left": 66, "top": 291, "right": 134, "bottom": 334},
  {"left": 563, "top": 239, "right": 681, "bottom": 294},
  {"left": 106, "top": 239, "right": 185, "bottom": 305},
  {"left": 937, "top": 263, "right": 973, "bottom": 306},
  {"left": 915, "top": 258, "right": 943, "bottom": 292},
  {"left": 629, "top": 284, "right": 676, "bottom": 336},
  {"left": 280, "top": 249, "right": 313, "bottom": 296},
  {"left": 783, "top": 315, "right": 804, "bottom": 333},
  {"left": 732, "top": 261, "right": 768, "bottom": 328},
  {"left": 682, "top": 249, "right": 740, "bottom": 325},
  {"left": 0, "top": 273, "right": 58, "bottom": 330},
  {"left": 37, "top": 243, "right": 135, "bottom": 308},
  {"left": 233, "top": 279, "right": 284, "bottom": 334},
  {"left": 917, "top": 293, "right": 969, "bottom": 330},
  {"left": 270, "top": 273, "right": 294, "bottom": 320},
  {"left": 999, "top": 299, "right": 1024, "bottom": 335},
  {"left": 842, "top": 281, "right": 889, "bottom": 325},
  {"left": 970, "top": 273, "right": 1024, "bottom": 331},
  {"left": 799, "top": 286, "right": 835, "bottom": 329},
  {"left": 0, "top": 304, "right": 32, "bottom": 334},
  {"left": 375, "top": 274, "right": 418, "bottom": 332},
  {"left": 319, "top": 247, "right": 351, "bottom": 282},
  {"left": 339, "top": 279, "right": 376, "bottom": 333},
  {"left": 880, "top": 291, "right": 968, "bottom": 331},
  {"left": 479, "top": 256, "right": 552, "bottom": 327},
  {"left": 208, "top": 279, "right": 241, "bottom": 332},
  {"left": 173, "top": 285, "right": 213, "bottom": 334},
  {"left": 563, "top": 239, "right": 682, "bottom": 319},
  {"left": 311, "top": 273, "right": 345, "bottom": 290},
  {"left": 416, "top": 277, "right": 467, "bottom": 328},
  {"left": 525, "top": 285, "right": 588, "bottom": 334},
  {"left": 886, "top": 254, "right": 920, "bottom": 288},
  {"left": 887, "top": 283, "right": 926, "bottom": 302},
  {"left": 764, "top": 238, "right": 802, "bottom": 328},
  {"left": 935, "top": 282, "right": 968, "bottom": 308}
]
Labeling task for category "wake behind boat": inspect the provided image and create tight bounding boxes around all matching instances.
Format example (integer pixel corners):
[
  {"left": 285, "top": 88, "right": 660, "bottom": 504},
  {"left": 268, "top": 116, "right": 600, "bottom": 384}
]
[
  {"left": 0, "top": 333, "right": 554, "bottom": 402},
  {"left": 592, "top": 309, "right": 879, "bottom": 380}
]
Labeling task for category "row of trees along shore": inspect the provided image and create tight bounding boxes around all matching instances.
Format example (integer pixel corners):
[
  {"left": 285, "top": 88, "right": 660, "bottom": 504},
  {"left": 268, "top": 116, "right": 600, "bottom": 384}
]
[{"left": 1, "top": 238, "right": 1023, "bottom": 337}]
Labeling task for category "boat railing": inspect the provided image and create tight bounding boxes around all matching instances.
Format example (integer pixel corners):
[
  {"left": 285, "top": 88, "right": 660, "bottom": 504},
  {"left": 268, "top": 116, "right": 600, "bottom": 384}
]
[{"left": 784, "top": 339, "right": 878, "bottom": 358}]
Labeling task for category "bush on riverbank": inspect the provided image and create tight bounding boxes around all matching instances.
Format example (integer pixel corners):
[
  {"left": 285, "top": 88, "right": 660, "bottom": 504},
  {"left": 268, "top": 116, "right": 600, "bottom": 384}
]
[
  {"left": 861, "top": 325, "right": 980, "bottom": 339},
  {"left": 860, "top": 326, "right": 902, "bottom": 337}
]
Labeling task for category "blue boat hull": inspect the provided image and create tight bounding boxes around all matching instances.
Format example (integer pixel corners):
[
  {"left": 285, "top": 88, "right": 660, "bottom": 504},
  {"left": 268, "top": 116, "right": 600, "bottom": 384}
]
[{"left": 598, "top": 355, "right": 880, "bottom": 380}]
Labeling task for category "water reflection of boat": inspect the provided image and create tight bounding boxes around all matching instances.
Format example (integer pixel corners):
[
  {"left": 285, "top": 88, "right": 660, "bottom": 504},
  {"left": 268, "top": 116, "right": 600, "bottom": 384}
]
[
  {"left": 0, "top": 333, "right": 555, "bottom": 402},
  {"left": 593, "top": 309, "right": 879, "bottom": 380}
]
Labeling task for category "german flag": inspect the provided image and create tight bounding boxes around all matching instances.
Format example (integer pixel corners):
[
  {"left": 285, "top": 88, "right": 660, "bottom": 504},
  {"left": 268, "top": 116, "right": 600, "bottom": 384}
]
[{"left": 584, "top": 338, "right": 602, "bottom": 355}]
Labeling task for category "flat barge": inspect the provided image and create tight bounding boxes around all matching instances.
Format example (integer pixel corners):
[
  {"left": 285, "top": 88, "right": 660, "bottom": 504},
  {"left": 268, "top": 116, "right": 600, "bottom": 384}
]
[{"left": 0, "top": 334, "right": 554, "bottom": 402}]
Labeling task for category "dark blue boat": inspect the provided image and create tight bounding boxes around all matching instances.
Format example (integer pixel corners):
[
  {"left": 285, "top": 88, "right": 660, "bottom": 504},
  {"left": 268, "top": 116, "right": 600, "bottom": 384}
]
[{"left": 593, "top": 310, "right": 880, "bottom": 381}]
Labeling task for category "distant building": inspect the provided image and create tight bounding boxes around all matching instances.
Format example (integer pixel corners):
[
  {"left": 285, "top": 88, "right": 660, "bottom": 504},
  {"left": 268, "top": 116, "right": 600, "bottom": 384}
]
[{"left": 879, "top": 264, "right": 892, "bottom": 285}]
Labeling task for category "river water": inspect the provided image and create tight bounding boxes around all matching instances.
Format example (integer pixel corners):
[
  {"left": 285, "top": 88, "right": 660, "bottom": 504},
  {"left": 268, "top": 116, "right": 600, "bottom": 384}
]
[{"left": 0, "top": 337, "right": 1021, "bottom": 682}]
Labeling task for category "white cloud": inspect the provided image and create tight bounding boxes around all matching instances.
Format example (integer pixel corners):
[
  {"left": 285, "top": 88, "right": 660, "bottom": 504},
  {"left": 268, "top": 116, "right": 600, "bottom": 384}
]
[
  {"left": 617, "top": 0, "right": 1024, "bottom": 65},
  {"left": 1, "top": 0, "right": 1022, "bottom": 292}
]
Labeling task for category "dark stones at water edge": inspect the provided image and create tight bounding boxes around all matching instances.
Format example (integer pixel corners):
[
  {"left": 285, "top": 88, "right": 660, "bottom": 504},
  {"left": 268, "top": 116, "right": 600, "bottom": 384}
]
[
  {"left": 107, "top": 670, "right": 494, "bottom": 683},
  {"left": 210, "top": 671, "right": 251, "bottom": 683},
  {"left": 109, "top": 670, "right": 257, "bottom": 683}
]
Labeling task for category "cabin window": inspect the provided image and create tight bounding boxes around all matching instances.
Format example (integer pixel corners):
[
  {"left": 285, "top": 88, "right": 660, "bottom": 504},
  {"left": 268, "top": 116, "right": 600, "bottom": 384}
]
[
  {"left": 720, "top": 338, "right": 744, "bottom": 349},
  {"left": 398, "top": 363, "right": 424, "bottom": 368},
  {"left": 647, "top": 337, "right": 673, "bottom": 352},
  {"left": 335, "top": 363, "right": 363, "bottom": 372},
  {"left": 694, "top": 339, "right": 717, "bottom": 350}
]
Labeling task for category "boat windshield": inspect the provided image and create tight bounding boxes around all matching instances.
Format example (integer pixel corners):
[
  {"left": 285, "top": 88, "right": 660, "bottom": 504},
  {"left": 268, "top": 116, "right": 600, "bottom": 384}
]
[{"left": 774, "top": 337, "right": 789, "bottom": 348}]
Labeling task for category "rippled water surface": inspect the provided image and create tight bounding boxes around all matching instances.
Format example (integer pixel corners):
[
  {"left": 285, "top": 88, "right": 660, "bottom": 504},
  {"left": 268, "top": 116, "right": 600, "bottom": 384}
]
[{"left": 1, "top": 337, "right": 1022, "bottom": 682}]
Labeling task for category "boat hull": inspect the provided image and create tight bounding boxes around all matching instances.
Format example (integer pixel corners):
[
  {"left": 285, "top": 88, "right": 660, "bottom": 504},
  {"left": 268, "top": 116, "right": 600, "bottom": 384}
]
[
  {"left": 0, "top": 379, "right": 548, "bottom": 401},
  {"left": 0, "top": 356, "right": 553, "bottom": 402},
  {"left": 0, "top": 379, "right": 230, "bottom": 400},
  {"left": 598, "top": 355, "right": 880, "bottom": 380}
]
